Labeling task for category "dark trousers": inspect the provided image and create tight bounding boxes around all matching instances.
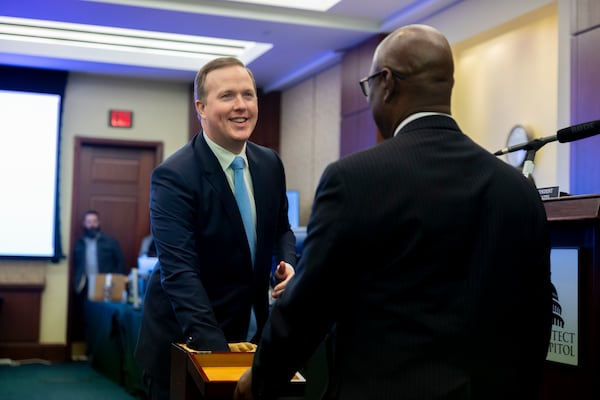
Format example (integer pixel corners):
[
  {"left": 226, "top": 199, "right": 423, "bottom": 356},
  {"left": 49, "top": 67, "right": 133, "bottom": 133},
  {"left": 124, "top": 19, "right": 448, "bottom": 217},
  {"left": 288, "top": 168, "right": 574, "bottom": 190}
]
[{"left": 143, "top": 371, "right": 170, "bottom": 400}]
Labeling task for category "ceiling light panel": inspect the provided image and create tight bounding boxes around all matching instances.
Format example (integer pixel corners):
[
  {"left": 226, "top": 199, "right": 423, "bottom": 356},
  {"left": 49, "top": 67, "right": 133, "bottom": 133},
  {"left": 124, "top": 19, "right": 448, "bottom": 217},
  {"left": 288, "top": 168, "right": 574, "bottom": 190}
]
[{"left": 0, "top": 16, "right": 272, "bottom": 72}]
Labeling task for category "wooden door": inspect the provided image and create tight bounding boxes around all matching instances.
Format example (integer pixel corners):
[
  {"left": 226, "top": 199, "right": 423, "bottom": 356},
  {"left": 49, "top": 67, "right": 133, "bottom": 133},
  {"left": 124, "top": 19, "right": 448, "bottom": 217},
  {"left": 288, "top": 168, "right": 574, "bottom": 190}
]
[{"left": 68, "top": 137, "right": 162, "bottom": 343}]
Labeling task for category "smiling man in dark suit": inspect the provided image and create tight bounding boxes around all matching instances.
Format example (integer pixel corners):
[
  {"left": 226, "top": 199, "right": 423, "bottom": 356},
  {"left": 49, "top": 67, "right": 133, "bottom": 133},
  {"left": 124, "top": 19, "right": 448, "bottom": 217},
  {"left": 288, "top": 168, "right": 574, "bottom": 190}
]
[
  {"left": 235, "top": 24, "right": 552, "bottom": 400},
  {"left": 135, "top": 57, "right": 297, "bottom": 400}
]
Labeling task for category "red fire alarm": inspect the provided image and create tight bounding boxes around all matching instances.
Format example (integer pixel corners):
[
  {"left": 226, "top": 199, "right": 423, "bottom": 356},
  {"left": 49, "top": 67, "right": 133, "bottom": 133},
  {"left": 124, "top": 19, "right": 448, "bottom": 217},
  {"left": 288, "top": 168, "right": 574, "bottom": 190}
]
[{"left": 109, "top": 110, "right": 133, "bottom": 128}]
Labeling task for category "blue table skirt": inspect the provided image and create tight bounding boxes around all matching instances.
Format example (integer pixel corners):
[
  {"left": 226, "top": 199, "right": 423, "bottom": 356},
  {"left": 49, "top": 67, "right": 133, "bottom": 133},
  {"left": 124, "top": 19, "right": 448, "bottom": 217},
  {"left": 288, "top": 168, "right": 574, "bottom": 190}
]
[{"left": 85, "top": 300, "right": 146, "bottom": 397}]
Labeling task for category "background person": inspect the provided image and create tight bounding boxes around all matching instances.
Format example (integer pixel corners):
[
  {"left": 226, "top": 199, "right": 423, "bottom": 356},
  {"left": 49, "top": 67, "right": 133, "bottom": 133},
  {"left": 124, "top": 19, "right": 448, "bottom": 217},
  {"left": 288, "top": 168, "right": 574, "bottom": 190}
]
[
  {"left": 73, "top": 209, "right": 125, "bottom": 296},
  {"left": 72, "top": 209, "right": 125, "bottom": 345},
  {"left": 235, "top": 24, "right": 552, "bottom": 400},
  {"left": 135, "top": 57, "right": 297, "bottom": 400}
]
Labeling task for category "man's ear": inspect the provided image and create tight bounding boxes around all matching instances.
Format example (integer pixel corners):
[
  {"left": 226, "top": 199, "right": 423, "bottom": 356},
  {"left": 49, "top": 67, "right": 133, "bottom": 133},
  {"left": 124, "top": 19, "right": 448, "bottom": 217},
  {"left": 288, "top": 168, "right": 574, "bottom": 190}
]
[
  {"left": 382, "top": 69, "right": 395, "bottom": 103},
  {"left": 195, "top": 99, "right": 205, "bottom": 119}
]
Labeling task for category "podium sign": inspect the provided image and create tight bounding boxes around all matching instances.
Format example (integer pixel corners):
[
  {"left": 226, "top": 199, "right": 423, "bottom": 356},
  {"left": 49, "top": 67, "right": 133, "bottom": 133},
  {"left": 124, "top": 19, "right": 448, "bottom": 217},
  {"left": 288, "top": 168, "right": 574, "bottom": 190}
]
[
  {"left": 541, "top": 194, "right": 600, "bottom": 399},
  {"left": 546, "top": 248, "right": 579, "bottom": 366}
]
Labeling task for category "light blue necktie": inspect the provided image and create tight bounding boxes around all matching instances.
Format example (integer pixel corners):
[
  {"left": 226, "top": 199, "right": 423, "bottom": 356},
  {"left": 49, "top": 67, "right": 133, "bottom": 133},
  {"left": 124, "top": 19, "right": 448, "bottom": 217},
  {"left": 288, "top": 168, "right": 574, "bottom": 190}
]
[
  {"left": 231, "top": 155, "right": 257, "bottom": 340},
  {"left": 231, "top": 156, "right": 255, "bottom": 264}
]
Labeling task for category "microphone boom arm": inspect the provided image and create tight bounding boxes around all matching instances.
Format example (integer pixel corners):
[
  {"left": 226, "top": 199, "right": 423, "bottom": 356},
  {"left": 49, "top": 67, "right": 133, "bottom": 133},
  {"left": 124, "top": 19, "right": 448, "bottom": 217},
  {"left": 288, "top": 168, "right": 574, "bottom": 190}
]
[
  {"left": 494, "top": 135, "right": 557, "bottom": 156},
  {"left": 493, "top": 119, "right": 600, "bottom": 181}
]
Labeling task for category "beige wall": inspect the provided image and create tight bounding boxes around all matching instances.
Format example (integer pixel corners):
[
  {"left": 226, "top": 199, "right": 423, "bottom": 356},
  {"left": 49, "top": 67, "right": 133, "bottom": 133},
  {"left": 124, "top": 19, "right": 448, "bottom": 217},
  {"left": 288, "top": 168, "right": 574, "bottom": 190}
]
[
  {"left": 452, "top": 3, "right": 559, "bottom": 188},
  {"left": 453, "top": 5, "right": 558, "bottom": 187}
]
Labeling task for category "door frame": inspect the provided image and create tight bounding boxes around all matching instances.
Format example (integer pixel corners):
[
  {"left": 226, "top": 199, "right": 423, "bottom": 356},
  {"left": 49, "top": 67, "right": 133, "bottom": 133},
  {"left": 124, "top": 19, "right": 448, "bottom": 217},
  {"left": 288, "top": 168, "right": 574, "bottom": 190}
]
[{"left": 67, "top": 136, "right": 163, "bottom": 349}]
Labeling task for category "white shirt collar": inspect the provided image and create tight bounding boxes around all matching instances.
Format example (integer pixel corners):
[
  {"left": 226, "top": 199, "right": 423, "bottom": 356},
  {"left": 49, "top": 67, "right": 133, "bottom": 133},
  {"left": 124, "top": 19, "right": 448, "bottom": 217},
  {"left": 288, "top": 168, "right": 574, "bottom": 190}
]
[
  {"left": 393, "top": 112, "right": 452, "bottom": 137},
  {"left": 203, "top": 131, "right": 248, "bottom": 172}
]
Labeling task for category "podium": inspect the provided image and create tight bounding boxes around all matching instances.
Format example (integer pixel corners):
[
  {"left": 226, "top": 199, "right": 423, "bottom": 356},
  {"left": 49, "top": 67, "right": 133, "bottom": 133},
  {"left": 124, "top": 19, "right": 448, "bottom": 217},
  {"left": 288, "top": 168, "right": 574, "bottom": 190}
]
[
  {"left": 170, "top": 344, "right": 305, "bottom": 400},
  {"left": 540, "top": 194, "right": 600, "bottom": 399}
]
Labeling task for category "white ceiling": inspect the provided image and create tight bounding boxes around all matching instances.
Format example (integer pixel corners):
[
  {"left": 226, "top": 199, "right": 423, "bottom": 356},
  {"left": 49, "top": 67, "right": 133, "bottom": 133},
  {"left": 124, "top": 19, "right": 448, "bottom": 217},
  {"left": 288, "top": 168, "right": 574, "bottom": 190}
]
[{"left": 0, "top": 0, "right": 467, "bottom": 91}]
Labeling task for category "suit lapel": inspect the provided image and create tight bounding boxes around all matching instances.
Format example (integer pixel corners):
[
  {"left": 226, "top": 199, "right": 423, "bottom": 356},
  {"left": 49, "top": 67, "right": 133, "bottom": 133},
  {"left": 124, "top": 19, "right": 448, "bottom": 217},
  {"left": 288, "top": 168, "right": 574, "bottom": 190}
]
[{"left": 195, "top": 133, "right": 247, "bottom": 239}]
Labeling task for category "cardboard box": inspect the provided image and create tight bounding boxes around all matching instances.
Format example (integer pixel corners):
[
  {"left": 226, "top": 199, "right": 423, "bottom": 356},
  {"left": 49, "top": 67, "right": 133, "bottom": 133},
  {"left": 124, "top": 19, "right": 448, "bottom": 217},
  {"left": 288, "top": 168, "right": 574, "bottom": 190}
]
[{"left": 88, "top": 273, "right": 128, "bottom": 302}]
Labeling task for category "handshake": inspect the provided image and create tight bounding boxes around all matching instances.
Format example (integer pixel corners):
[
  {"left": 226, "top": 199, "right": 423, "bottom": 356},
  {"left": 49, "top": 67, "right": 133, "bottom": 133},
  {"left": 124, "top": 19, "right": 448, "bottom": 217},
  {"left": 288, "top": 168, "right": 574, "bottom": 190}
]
[
  {"left": 179, "top": 341, "right": 257, "bottom": 353},
  {"left": 228, "top": 342, "right": 257, "bottom": 352}
]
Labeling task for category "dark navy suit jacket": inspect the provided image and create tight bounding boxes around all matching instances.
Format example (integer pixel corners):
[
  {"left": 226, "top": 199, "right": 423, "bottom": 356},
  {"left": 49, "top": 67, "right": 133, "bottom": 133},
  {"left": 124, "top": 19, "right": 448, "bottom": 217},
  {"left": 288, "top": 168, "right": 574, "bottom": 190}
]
[
  {"left": 252, "top": 116, "right": 552, "bottom": 400},
  {"left": 135, "top": 132, "right": 296, "bottom": 382}
]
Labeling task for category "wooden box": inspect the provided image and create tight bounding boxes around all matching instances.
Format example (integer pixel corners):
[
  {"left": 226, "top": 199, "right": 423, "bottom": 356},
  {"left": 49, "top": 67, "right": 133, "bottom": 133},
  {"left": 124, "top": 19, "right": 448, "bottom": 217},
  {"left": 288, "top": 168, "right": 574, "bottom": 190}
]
[
  {"left": 87, "top": 273, "right": 128, "bottom": 302},
  {"left": 170, "top": 344, "right": 305, "bottom": 399}
]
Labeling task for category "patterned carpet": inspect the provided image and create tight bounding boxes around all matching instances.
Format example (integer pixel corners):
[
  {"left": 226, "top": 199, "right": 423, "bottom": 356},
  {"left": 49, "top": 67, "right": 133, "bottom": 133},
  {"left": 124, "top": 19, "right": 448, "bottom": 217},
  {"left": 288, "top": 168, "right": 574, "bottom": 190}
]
[{"left": 0, "top": 360, "right": 137, "bottom": 400}]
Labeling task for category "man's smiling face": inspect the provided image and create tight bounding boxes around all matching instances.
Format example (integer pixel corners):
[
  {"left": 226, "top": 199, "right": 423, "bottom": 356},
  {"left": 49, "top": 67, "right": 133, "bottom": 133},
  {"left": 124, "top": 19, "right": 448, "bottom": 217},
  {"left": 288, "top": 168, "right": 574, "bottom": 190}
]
[{"left": 197, "top": 64, "right": 258, "bottom": 154}]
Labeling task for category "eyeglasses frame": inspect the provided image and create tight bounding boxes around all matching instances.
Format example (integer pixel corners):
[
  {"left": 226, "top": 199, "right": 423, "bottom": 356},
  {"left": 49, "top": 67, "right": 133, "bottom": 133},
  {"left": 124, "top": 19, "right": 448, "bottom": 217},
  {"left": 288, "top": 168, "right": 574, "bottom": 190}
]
[{"left": 359, "top": 68, "right": 406, "bottom": 97}]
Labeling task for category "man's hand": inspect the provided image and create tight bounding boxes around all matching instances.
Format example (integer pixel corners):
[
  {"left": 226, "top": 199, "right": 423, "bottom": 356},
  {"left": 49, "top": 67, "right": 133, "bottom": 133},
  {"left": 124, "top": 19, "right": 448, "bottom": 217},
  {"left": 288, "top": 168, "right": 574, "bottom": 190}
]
[
  {"left": 271, "top": 261, "right": 295, "bottom": 299},
  {"left": 234, "top": 368, "right": 254, "bottom": 400},
  {"left": 228, "top": 342, "right": 257, "bottom": 352}
]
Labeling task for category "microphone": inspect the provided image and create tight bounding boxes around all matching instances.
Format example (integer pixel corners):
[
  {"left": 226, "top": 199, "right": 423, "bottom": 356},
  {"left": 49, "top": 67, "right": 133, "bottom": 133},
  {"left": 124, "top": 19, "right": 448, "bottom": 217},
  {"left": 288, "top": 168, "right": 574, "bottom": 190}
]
[
  {"left": 556, "top": 120, "right": 600, "bottom": 143},
  {"left": 494, "top": 136, "right": 556, "bottom": 156},
  {"left": 494, "top": 119, "right": 600, "bottom": 156}
]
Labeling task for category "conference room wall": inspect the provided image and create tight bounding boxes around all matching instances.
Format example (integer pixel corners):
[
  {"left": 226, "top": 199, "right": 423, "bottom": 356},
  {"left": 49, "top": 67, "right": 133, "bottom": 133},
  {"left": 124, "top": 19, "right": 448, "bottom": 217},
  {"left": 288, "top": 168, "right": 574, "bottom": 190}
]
[
  {"left": 280, "top": 64, "right": 342, "bottom": 227},
  {"left": 38, "top": 74, "right": 190, "bottom": 344}
]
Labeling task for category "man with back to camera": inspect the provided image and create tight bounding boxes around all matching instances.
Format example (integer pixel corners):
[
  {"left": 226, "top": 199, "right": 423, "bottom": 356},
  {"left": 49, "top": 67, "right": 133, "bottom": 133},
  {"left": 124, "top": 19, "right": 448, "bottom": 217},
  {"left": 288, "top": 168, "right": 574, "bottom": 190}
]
[
  {"left": 135, "top": 57, "right": 297, "bottom": 400},
  {"left": 234, "top": 24, "right": 552, "bottom": 400}
]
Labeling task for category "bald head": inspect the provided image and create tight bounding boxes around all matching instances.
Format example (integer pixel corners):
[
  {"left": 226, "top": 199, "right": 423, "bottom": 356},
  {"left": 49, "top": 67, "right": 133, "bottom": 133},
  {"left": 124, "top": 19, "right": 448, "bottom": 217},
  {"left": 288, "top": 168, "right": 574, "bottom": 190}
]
[{"left": 368, "top": 24, "right": 455, "bottom": 138}]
